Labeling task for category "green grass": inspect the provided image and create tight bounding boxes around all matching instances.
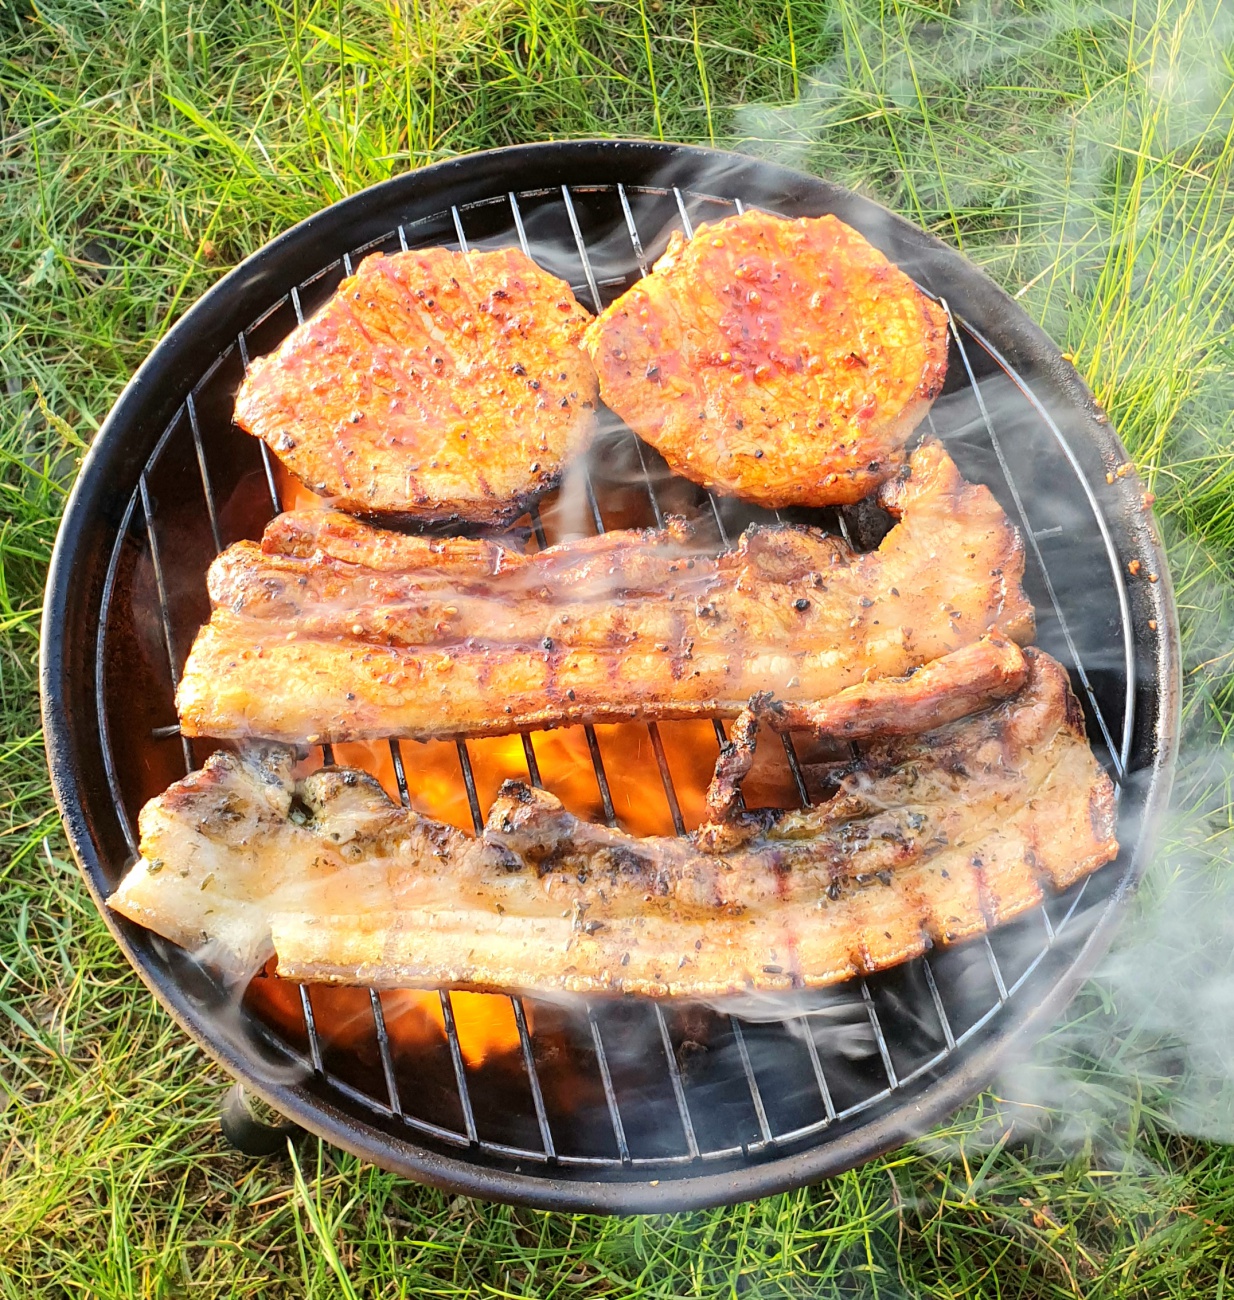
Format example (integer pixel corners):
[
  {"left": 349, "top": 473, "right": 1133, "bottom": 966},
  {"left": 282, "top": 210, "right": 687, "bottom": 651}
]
[{"left": 3, "top": 0, "right": 1234, "bottom": 1293}]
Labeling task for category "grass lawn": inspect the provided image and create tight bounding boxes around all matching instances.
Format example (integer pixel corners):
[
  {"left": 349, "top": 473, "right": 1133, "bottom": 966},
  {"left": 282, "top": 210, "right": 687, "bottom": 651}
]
[{"left": 3, "top": 0, "right": 1234, "bottom": 1294}]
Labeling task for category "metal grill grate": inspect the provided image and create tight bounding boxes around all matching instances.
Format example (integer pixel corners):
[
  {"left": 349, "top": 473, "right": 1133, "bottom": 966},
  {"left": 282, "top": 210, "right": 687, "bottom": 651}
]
[{"left": 92, "top": 178, "right": 1138, "bottom": 1177}]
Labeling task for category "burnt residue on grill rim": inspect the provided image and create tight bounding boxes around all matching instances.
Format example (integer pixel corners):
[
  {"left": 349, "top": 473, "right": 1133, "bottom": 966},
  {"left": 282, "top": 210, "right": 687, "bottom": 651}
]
[{"left": 40, "top": 142, "right": 1180, "bottom": 1213}]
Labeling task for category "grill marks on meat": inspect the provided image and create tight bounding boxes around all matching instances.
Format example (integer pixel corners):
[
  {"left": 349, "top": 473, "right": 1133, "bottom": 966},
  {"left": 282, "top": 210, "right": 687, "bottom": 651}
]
[
  {"left": 176, "top": 438, "right": 1033, "bottom": 743},
  {"left": 583, "top": 210, "right": 949, "bottom": 509},
  {"left": 111, "top": 651, "right": 1118, "bottom": 996},
  {"left": 232, "top": 247, "right": 599, "bottom": 526}
]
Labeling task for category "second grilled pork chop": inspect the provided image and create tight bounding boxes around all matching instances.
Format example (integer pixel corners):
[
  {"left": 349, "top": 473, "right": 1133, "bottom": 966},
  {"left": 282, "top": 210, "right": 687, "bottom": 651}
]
[
  {"left": 584, "top": 209, "right": 948, "bottom": 508},
  {"left": 176, "top": 439, "right": 1033, "bottom": 743},
  {"left": 233, "top": 247, "right": 599, "bottom": 526},
  {"left": 111, "top": 650, "right": 1116, "bottom": 995}
]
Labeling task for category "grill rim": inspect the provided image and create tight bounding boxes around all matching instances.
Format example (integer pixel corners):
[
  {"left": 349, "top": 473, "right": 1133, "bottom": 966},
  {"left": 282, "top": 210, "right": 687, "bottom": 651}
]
[{"left": 40, "top": 139, "right": 1181, "bottom": 1214}]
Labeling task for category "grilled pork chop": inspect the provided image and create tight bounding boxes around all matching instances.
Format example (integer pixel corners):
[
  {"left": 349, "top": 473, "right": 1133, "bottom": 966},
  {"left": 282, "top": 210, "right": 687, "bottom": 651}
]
[
  {"left": 111, "top": 650, "right": 1117, "bottom": 995},
  {"left": 233, "top": 247, "right": 599, "bottom": 526},
  {"left": 583, "top": 209, "right": 949, "bottom": 509},
  {"left": 176, "top": 439, "right": 1033, "bottom": 743}
]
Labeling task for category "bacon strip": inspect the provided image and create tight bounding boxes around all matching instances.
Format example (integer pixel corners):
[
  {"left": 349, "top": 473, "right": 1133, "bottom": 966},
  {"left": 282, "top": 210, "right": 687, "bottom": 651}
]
[
  {"left": 176, "top": 439, "right": 1033, "bottom": 743},
  {"left": 113, "top": 650, "right": 1116, "bottom": 996}
]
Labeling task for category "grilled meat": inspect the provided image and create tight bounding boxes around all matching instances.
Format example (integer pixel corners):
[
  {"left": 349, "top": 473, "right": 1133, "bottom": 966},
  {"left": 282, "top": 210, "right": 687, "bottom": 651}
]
[
  {"left": 111, "top": 650, "right": 1117, "bottom": 995},
  {"left": 177, "top": 439, "right": 1033, "bottom": 743},
  {"left": 232, "top": 247, "right": 599, "bottom": 526},
  {"left": 583, "top": 209, "right": 948, "bottom": 509},
  {"left": 704, "top": 632, "right": 1027, "bottom": 826}
]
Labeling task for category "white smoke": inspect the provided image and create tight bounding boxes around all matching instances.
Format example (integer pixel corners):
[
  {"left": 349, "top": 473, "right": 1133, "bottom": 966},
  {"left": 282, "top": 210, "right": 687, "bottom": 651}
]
[{"left": 715, "top": 0, "right": 1234, "bottom": 1210}]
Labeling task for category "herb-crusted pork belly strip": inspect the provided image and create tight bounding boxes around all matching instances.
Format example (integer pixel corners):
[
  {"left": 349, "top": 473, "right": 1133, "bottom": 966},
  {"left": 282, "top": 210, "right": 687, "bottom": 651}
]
[
  {"left": 113, "top": 650, "right": 1117, "bottom": 996},
  {"left": 176, "top": 438, "right": 1033, "bottom": 743}
]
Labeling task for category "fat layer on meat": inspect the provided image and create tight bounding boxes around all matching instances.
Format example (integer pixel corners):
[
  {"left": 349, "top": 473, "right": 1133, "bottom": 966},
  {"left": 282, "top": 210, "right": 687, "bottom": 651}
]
[
  {"left": 232, "top": 247, "right": 599, "bottom": 526},
  {"left": 113, "top": 650, "right": 1117, "bottom": 996},
  {"left": 176, "top": 438, "right": 1034, "bottom": 743},
  {"left": 583, "top": 210, "right": 949, "bottom": 508}
]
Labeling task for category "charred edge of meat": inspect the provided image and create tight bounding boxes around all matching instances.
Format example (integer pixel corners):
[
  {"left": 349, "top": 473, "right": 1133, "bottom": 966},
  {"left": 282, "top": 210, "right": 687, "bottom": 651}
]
[{"left": 705, "top": 704, "right": 764, "bottom": 826}]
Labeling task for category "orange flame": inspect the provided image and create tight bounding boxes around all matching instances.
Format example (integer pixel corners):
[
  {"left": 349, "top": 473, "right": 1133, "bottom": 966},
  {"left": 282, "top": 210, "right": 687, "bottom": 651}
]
[{"left": 270, "top": 461, "right": 327, "bottom": 514}]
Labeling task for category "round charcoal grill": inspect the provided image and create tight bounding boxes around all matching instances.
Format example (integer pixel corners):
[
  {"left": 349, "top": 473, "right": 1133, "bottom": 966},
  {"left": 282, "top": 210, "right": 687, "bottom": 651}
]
[{"left": 42, "top": 142, "right": 1180, "bottom": 1213}]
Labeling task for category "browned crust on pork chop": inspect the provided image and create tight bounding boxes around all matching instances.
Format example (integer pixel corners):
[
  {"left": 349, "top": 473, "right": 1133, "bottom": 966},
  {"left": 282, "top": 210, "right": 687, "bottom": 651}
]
[
  {"left": 233, "top": 246, "right": 599, "bottom": 525},
  {"left": 583, "top": 209, "right": 948, "bottom": 509}
]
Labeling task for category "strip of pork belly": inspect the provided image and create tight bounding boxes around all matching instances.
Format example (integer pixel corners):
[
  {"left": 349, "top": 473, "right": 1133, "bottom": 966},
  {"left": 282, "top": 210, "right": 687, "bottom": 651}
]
[
  {"left": 176, "top": 437, "right": 1034, "bottom": 742},
  {"left": 114, "top": 650, "right": 1116, "bottom": 995},
  {"left": 705, "top": 632, "right": 1027, "bottom": 824}
]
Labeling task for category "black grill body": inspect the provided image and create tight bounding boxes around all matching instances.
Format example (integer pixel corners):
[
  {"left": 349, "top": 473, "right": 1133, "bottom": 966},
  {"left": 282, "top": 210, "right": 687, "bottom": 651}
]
[{"left": 41, "top": 142, "right": 1179, "bottom": 1213}]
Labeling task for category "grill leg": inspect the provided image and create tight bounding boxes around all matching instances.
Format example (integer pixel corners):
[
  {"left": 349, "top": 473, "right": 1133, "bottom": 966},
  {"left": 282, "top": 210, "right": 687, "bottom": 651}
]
[{"left": 219, "top": 1083, "right": 303, "bottom": 1157}]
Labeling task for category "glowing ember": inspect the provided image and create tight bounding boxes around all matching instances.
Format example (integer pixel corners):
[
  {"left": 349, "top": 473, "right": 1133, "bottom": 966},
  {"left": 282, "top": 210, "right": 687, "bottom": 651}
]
[{"left": 270, "top": 462, "right": 325, "bottom": 514}]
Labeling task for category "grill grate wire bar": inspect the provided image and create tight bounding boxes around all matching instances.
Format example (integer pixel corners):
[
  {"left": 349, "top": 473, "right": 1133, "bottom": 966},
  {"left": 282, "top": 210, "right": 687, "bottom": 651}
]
[
  {"left": 93, "top": 180, "right": 1132, "bottom": 1172},
  {"left": 938, "top": 302, "right": 1130, "bottom": 783}
]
